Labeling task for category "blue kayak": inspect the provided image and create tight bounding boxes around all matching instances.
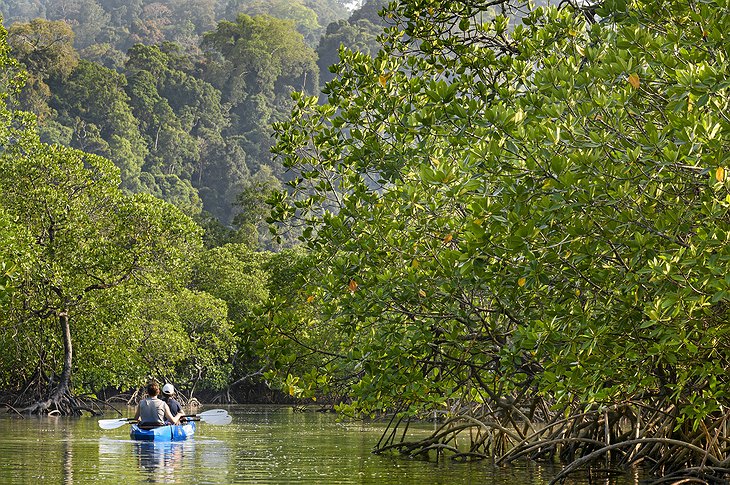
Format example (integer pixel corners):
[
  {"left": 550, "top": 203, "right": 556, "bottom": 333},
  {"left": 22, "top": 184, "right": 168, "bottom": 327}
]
[{"left": 130, "top": 421, "right": 196, "bottom": 441}]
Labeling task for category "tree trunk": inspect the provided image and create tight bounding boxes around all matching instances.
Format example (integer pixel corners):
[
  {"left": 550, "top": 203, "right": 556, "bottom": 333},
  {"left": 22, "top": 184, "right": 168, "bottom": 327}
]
[
  {"left": 51, "top": 310, "right": 73, "bottom": 401},
  {"left": 19, "top": 309, "right": 78, "bottom": 414}
]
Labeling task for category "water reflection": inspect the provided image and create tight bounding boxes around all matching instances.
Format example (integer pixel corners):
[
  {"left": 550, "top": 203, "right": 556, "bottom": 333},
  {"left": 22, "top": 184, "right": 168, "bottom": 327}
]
[
  {"left": 63, "top": 431, "right": 74, "bottom": 484},
  {"left": 133, "top": 441, "right": 189, "bottom": 483},
  {"left": 45, "top": 415, "right": 81, "bottom": 484},
  {"left": 0, "top": 407, "right": 646, "bottom": 484},
  {"left": 98, "top": 437, "right": 196, "bottom": 484}
]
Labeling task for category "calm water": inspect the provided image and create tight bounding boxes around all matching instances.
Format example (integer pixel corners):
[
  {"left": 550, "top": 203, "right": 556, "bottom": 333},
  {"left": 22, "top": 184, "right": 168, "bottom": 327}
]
[{"left": 0, "top": 405, "right": 643, "bottom": 484}]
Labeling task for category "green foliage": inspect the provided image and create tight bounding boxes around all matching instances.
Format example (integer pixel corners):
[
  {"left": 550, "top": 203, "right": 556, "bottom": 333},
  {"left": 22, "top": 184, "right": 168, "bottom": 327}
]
[
  {"left": 6, "top": 19, "right": 78, "bottom": 120},
  {"left": 192, "top": 244, "right": 270, "bottom": 320},
  {"left": 138, "top": 172, "right": 203, "bottom": 217},
  {"left": 0, "top": 0, "right": 352, "bottom": 65},
  {"left": 220, "top": 0, "right": 349, "bottom": 45},
  {"left": 271, "top": 0, "right": 730, "bottom": 425},
  {"left": 0, "top": 2, "right": 380, "bottom": 226},
  {"left": 258, "top": 248, "right": 337, "bottom": 398},
  {"left": 233, "top": 165, "right": 282, "bottom": 249},
  {"left": 349, "top": 0, "right": 387, "bottom": 23},
  {"left": 202, "top": 13, "right": 319, "bottom": 101},
  {"left": 304, "top": 0, "right": 350, "bottom": 33},
  {"left": 70, "top": 283, "right": 236, "bottom": 393},
  {"left": 190, "top": 243, "right": 270, "bottom": 385},
  {"left": 202, "top": 13, "right": 319, "bottom": 173},
  {"left": 224, "top": 0, "right": 322, "bottom": 45},
  {"left": 0, "top": 210, "right": 30, "bottom": 307},
  {"left": 0, "top": 14, "right": 280, "bottom": 400},
  {"left": 0, "top": 19, "right": 33, "bottom": 354},
  {"left": 46, "top": 0, "right": 109, "bottom": 49},
  {"left": 49, "top": 59, "right": 148, "bottom": 188},
  {"left": 316, "top": 17, "right": 383, "bottom": 87},
  {"left": 0, "top": 19, "right": 33, "bottom": 137},
  {"left": 8, "top": 19, "right": 78, "bottom": 79},
  {"left": 0, "top": 48, "right": 209, "bottom": 395},
  {"left": 126, "top": 287, "right": 235, "bottom": 391}
]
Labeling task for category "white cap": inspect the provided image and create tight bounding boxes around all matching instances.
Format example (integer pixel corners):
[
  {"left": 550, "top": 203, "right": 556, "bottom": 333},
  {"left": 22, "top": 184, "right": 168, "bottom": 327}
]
[{"left": 162, "top": 383, "right": 175, "bottom": 395}]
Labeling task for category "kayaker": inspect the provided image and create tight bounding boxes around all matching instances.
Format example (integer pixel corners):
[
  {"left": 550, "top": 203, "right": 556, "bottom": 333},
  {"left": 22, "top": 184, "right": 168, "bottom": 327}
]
[
  {"left": 134, "top": 382, "right": 180, "bottom": 428},
  {"left": 160, "top": 383, "right": 184, "bottom": 422}
]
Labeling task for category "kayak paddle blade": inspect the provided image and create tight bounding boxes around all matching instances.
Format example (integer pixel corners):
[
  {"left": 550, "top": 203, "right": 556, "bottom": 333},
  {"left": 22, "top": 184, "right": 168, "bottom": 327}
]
[
  {"left": 199, "top": 413, "right": 233, "bottom": 425},
  {"left": 196, "top": 409, "right": 228, "bottom": 417},
  {"left": 98, "top": 418, "right": 134, "bottom": 430}
]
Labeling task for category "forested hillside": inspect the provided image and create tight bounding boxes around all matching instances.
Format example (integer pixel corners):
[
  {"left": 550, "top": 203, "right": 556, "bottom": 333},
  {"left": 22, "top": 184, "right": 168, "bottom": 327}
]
[
  {"left": 0, "top": 0, "right": 351, "bottom": 54},
  {"left": 0, "top": 0, "right": 386, "bottom": 247}
]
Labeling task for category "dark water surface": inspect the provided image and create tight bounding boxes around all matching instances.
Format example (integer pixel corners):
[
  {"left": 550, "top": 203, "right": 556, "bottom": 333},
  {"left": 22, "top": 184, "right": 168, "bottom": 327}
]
[{"left": 0, "top": 405, "right": 644, "bottom": 484}]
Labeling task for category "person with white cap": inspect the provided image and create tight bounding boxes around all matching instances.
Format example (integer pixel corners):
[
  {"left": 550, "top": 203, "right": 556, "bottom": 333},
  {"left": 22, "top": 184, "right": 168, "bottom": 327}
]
[{"left": 161, "top": 383, "right": 184, "bottom": 422}]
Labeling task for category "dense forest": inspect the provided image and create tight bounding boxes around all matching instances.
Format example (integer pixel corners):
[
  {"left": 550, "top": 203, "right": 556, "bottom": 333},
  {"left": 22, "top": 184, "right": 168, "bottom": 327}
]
[
  {"left": 0, "top": 0, "right": 386, "bottom": 408},
  {"left": 269, "top": 0, "right": 730, "bottom": 481},
  {"left": 3, "top": 0, "right": 730, "bottom": 482},
  {"left": 0, "top": 0, "right": 393, "bottom": 409},
  {"left": 0, "top": 0, "right": 386, "bottom": 247}
]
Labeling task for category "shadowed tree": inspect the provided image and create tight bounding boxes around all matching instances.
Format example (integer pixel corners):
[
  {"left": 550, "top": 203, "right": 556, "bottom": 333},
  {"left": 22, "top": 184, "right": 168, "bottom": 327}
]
[
  {"left": 202, "top": 14, "right": 319, "bottom": 175},
  {"left": 45, "top": 0, "right": 110, "bottom": 49},
  {"left": 7, "top": 19, "right": 78, "bottom": 119},
  {"left": 49, "top": 59, "right": 148, "bottom": 190},
  {"left": 0, "top": 140, "right": 203, "bottom": 414}
]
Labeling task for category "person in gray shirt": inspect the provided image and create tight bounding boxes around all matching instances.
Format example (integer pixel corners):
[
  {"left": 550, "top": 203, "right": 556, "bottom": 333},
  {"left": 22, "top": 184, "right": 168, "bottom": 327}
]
[{"left": 134, "top": 382, "right": 180, "bottom": 428}]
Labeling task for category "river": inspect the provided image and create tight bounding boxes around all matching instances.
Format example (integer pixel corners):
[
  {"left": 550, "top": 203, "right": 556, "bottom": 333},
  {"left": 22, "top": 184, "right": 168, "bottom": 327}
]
[{"left": 0, "top": 405, "right": 644, "bottom": 484}]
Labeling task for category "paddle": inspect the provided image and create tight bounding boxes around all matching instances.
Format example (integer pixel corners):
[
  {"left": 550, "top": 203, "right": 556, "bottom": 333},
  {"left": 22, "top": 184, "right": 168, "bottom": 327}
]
[
  {"left": 98, "top": 409, "right": 231, "bottom": 430},
  {"left": 182, "top": 408, "right": 227, "bottom": 419},
  {"left": 98, "top": 417, "right": 136, "bottom": 430},
  {"left": 185, "top": 413, "right": 233, "bottom": 425}
]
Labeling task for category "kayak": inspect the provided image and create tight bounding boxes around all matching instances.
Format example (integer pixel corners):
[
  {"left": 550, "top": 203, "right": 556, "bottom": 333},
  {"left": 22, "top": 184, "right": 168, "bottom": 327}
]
[
  {"left": 130, "top": 421, "right": 195, "bottom": 441},
  {"left": 130, "top": 421, "right": 196, "bottom": 441}
]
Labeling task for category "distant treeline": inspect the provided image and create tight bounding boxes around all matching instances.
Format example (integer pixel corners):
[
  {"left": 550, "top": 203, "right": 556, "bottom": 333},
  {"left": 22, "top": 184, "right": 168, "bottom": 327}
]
[{"left": 0, "top": 0, "right": 387, "bottom": 248}]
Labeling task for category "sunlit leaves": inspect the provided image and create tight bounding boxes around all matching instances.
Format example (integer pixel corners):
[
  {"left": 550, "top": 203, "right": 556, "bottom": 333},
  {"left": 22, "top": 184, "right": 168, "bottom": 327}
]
[
  {"left": 0, "top": 114, "right": 204, "bottom": 396},
  {"left": 348, "top": 279, "right": 358, "bottom": 293},
  {"left": 378, "top": 72, "right": 392, "bottom": 87},
  {"left": 271, "top": 0, "right": 730, "bottom": 427},
  {"left": 628, "top": 72, "right": 640, "bottom": 89}
]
